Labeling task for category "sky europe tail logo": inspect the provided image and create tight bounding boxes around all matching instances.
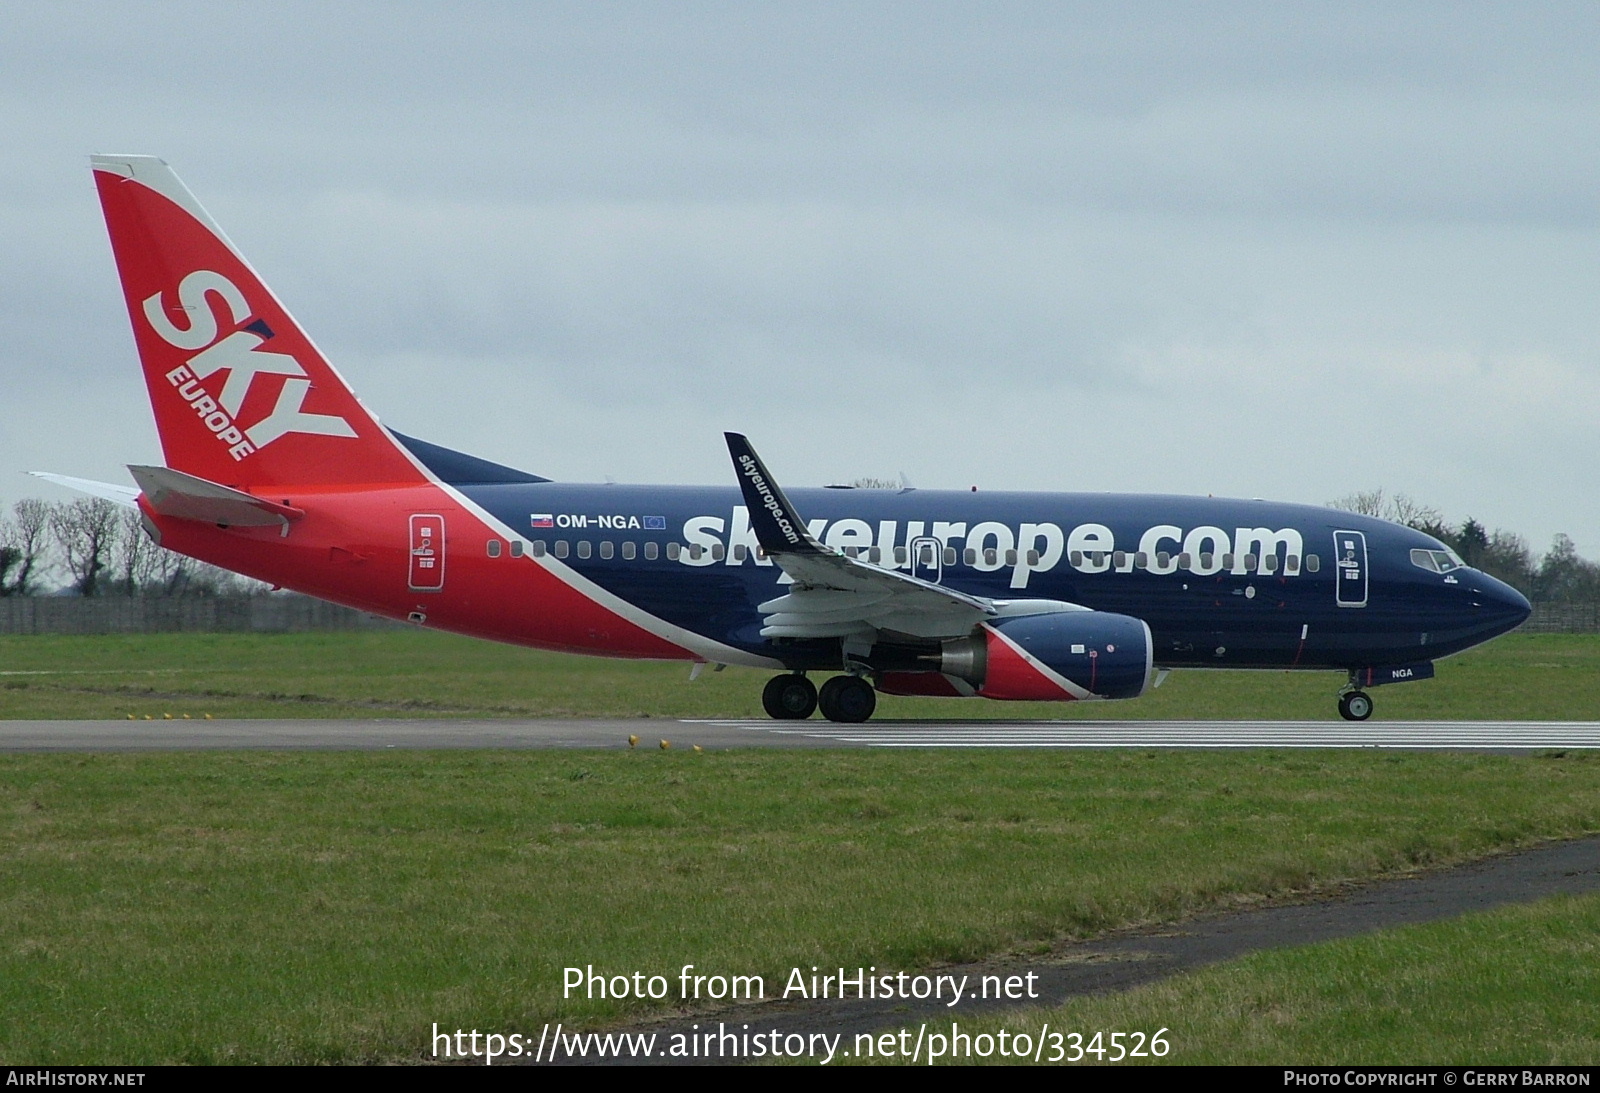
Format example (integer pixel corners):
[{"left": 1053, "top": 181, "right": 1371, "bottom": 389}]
[{"left": 145, "top": 269, "right": 358, "bottom": 461}]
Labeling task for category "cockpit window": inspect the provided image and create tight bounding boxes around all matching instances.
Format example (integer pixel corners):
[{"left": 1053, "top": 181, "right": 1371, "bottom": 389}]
[{"left": 1410, "top": 548, "right": 1462, "bottom": 574}]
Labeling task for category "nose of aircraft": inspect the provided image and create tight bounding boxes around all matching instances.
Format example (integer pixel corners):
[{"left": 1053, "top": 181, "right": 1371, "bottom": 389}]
[{"left": 1464, "top": 570, "right": 1532, "bottom": 639}]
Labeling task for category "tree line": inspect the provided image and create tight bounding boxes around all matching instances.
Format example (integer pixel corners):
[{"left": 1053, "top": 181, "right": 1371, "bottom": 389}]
[
  {"left": 0, "top": 497, "right": 263, "bottom": 598},
  {"left": 1329, "top": 489, "right": 1599, "bottom": 602},
  {"left": 3, "top": 490, "right": 1596, "bottom": 601}
]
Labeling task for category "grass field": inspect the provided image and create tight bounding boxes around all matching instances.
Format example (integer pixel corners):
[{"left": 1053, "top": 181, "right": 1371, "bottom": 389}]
[
  {"left": 3, "top": 747, "right": 1600, "bottom": 1063},
  {"left": 851, "top": 892, "right": 1600, "bottom": 1066},
  {"left": 0, "top": 630, "right": 1596, "bottom": 721},
  {"left": 1, "top": 630, "right": 1597, "bottom": 1065}
]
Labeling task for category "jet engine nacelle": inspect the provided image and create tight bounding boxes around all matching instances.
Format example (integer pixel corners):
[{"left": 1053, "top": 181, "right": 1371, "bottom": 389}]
[{"left": 938, "top": 611, "right": 1153, "bottom": 701}]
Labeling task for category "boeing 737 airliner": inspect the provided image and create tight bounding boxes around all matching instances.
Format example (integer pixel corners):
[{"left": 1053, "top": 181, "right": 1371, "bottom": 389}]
[{"left": 44, "top": 156, "right": 1531, "bottom": 724}]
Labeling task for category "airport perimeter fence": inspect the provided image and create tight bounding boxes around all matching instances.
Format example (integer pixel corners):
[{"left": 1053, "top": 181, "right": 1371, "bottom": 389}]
[
  {"left": 0, "top": 596, "right": 1595, "bottom": 635},
  {"left": 1520, "top": 602, "right": 1600, "bottom": 634},
  {"left": 0, "top": 595, "right": 402, "bottom": 635}
]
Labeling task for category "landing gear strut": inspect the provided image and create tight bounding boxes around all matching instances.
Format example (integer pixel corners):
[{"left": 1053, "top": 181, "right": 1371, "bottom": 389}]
[
  {"left": 1338, "top": 690, "right": 1373, "bottom": 721},
  {"left": 762, "top": 674, "right": 817, "bottom": 720}
]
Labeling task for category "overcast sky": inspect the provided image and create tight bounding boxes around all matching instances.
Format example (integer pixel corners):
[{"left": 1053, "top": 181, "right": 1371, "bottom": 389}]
[{"left": 4, "top": 2, "right": 1599, "bottom": 556}]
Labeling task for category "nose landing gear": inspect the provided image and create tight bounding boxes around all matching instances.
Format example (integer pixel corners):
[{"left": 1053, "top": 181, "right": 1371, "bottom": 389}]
[{"left": 1338, "top": 689, "right": 1373, "bottom": 721}]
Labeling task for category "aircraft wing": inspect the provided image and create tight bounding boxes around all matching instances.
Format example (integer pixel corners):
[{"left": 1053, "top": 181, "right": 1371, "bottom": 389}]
[{"left": 726, "top": 432, "right": 996, "bottom": 641}]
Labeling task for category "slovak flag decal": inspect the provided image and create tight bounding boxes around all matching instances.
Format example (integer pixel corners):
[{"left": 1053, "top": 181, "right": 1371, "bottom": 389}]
[{"left": 530, "top": 513, "right": 554, "bottom": 528}]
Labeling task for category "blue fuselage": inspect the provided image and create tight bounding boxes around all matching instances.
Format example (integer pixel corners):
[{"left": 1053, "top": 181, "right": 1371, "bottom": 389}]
[{"left": 458, "top": 482, "right": 1531, "bottom": 672}]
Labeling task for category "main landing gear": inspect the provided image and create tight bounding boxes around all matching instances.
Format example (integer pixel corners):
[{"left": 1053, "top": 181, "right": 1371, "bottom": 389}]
[
  {"left": 761, "top": 673, "right": 877, "bottom": 723},
  {"left": 762, "top": 674, "right": 817, "bottom": 720},
  {"left": 1338, "top": 689, "right": 1373, "bottom": 722}
]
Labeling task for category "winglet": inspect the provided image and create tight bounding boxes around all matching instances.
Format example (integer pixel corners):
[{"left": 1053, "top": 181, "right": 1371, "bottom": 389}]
[{"left": 724, "top": 433, "right": 826, "bottom": 556}]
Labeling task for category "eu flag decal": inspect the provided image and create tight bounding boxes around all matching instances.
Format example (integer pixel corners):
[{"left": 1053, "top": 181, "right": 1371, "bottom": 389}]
[{"left": 643, "top": 516, "right": 667, "bottom": 530}]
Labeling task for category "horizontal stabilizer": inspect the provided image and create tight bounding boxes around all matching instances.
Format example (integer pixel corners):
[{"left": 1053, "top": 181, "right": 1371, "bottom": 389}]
[
  {"left": 128, "top": 465, "right": 305, "bottom": 532},
  {"left": 28, "top": 472, "right": 140, "bottom": 508}
]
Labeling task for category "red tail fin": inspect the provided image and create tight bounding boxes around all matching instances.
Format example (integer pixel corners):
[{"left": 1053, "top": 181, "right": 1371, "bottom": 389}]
[{"left": 91, "top": 155, "right": 424, "bottom": 489}]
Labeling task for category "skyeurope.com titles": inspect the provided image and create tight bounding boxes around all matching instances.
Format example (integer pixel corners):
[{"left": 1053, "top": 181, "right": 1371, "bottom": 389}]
[{"left": 563, "top": 963, "right": 1042, "bottom": 1007}]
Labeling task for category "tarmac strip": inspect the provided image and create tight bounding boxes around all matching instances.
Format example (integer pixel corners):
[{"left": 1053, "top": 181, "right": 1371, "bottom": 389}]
[{"left": 3, "top": 717, "right": 1600, "bottom": 751}]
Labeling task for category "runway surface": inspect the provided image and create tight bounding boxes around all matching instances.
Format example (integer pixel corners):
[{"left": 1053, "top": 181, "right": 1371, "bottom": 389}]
[{"left": 2, "top": 717, "right": 1599, "bottom": 751}]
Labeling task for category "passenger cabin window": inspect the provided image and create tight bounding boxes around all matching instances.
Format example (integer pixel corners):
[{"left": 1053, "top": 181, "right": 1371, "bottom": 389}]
[
  {"left": 666, "top": 542, "right": 680, "bottom": 561},
  {"left": 486, "top": 540, "right": 501, "bottom": 558},
  {"left": 732, "top": 544, "right": 746, "bottom": 562},
  {"left": 895, "top": 546, "right": 908, "bottom": 565},
  {"left": 577, "top": 541, "right": 592, "bottom": 559},
  {"left": 599, "top": 541, "right": 614, "bottom": 560},
  {"left": 555, "top": 541, "right": 569, "bottom": 559},
  {"left": 510, "top": 540, "right": 524, "bottom": 558},
  {"left": 1134, "top": 551, "right": 1148, "bottom": 569},
  {"left": 943, "top": 547, "right": 956, "bottom": 565},
  {"left": 1004, "top": 549, "right": 1017, "bottom": 566},
  {"left": 1284, "top": 555, "right": 1299, "bottom": 573},
  {"left": 1026, "top": 549, "right": 1040, "bottom": 566},
  {"left": 1305, "top": 554, "right": 1320, "bottom": 572},
  {"left": 622, "top": 542, "right": 636, "bottom": 561},
  {"left": 532, "top": 540, "right": 546, "bottom": 557},
  {"left": 711, "top": 544, "right": 725, "bottom": 562},
  {"left": 964, "top": 548, "right": 977, "bottom": 565},
  {"left": 645, "top": 542, "right": 659, "bottom": 561},
  {"left": 1111, "top": 551, "right": 1127, "bottom": 568}
]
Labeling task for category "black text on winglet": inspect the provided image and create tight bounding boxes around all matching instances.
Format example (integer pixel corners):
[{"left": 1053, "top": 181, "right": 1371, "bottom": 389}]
[{"left": 723, "top": 433, "right": 827, "bottom": 557}]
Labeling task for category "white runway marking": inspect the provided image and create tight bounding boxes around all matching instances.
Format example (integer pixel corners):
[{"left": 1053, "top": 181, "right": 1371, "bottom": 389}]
[
  {"left": 3, "top": 719, "right": 1596, "bottom": 752},
  {"left": 686, "top": 719, "right": 1600, "bottom": 749}
]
